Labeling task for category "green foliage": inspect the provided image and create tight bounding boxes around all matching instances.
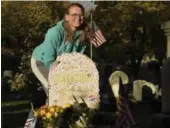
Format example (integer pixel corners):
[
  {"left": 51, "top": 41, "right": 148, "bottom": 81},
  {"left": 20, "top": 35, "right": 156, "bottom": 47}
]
[
  {"left": 8, "top": 73, "right": 25, "bottom": 91},
  {"left": 94, "top": 1, "right": 170, "bottom": 62},
  {"left": 2, "top": 1, "right": 58, "bottom": 44},
  {"left": 1, "top": 1, "right": 67, "bottom": 91},
  {"left": 93, "top": 1, "right": 170, "bottom": 77}
]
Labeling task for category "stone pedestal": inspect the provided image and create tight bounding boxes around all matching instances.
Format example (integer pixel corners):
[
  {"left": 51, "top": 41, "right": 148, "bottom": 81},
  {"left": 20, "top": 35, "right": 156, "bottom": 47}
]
[
  {"left": 151, "top": 57, "right": 170, "bottom": 128},
  {"left": 161, "top": 57, "right": 170, "bottom": 114},
  {"left": 162, "top": 21, "right": 170, "bottom": 58}
]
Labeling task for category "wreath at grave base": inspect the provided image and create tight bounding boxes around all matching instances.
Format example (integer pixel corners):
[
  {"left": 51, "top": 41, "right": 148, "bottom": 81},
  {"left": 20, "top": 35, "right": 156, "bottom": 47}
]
[{"left": 34, "top": 100, "right": 97, "bottom": 128}]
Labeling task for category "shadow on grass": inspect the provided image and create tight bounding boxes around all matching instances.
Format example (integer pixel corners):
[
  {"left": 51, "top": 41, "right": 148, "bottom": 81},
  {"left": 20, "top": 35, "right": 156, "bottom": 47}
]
[{"left": 2, "top": 111, "right": 29, "bottom": 128}]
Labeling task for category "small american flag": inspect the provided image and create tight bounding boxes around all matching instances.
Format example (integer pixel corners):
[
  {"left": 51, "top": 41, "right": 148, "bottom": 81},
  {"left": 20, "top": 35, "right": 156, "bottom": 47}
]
[
  {"left": 115, "top": 77, "right": 137, "bottom": 128},
  {"left": 88, "top": 94, "right": 96, "bottom": 101},
  {"left": 24, "top": 109, "right": 37, "bottom": 128},
  {"left": 90, "top": 21, "right": 107, "bottom": 47}
]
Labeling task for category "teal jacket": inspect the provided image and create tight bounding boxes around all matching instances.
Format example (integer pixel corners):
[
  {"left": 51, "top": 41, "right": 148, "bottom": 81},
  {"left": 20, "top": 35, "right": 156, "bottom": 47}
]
[{"left": 32, "top": 20, "right": 86, "bottom": 69}]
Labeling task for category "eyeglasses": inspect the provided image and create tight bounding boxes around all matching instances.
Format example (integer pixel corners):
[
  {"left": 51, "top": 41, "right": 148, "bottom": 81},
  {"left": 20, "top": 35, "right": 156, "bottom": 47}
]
[{"left": 69, "top": 13, "right": 84, "bottom": 18}]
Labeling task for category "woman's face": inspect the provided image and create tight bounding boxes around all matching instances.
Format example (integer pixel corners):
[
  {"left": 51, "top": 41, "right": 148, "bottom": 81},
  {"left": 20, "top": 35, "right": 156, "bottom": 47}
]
[{"left": 65, "top": 6, "right": 84, "bottom": 29}]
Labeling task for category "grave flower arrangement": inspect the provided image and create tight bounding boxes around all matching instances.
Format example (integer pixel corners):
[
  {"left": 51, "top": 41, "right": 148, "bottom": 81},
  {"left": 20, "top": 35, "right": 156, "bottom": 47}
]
[
  {"left": 34, "top": 103, "right": 70, "bottom": 128},
  {"left": 34, "top": 100, "right": 96, "bottom": 128}
]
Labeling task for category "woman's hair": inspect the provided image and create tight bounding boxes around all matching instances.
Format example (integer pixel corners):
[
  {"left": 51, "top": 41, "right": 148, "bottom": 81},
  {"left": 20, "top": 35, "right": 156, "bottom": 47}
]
[
  {"left": 63, "top": 3, "right": 93, "bottom": 43},
  {"left": 65, "top": 3, "right": 85, "bottom": 15}
]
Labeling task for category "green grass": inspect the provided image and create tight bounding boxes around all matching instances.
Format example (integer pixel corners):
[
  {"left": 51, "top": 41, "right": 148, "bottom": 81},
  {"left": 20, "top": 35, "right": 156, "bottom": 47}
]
[
  {"left": 2, "top": 109, "right": 30, "bottom": 114},
  {"left": 1, "top": 100, "right": 30, "bottom": 107},
  {"left": 2, "top": 100, "right": 31, "bottom": 128}
]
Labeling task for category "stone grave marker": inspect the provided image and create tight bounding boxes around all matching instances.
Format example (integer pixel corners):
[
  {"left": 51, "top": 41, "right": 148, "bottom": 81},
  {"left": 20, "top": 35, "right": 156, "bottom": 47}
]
[
  {"left": 109, "top": 71, "right": 129, "bottom": 98},
  {"left": 48, "top": 52, "right": 100, "bottom": 109}
]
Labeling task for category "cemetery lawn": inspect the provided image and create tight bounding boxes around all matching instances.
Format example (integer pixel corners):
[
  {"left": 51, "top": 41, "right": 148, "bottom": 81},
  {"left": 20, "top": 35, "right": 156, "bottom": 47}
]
[
  {"left": 1, "top": 100, "right": 161, "bottom": 128},
  {"left": 2, "top": 100, "right": 30, "bottom": 128}
]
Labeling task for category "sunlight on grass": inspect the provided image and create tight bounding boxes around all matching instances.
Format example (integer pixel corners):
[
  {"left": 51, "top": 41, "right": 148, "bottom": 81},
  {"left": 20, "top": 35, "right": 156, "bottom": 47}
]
[
  {"left": 2, "top": 100, "right": 30, "bottom": 107},
  {"left": 2, "top": 109, "right": 30, "bottom": 114}
]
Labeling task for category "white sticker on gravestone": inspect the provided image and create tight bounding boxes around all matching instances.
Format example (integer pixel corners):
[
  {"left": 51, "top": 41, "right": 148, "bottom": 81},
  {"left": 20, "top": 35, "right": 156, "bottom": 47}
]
[
  {"left": 109, "top": 71, "right": 129, "bottom": 98},
  {"left": 133, "top": 80, "right": 156, "bottom": 101},
  {"left": 48, "top": 52, "right": 100, "bottom": 109}
]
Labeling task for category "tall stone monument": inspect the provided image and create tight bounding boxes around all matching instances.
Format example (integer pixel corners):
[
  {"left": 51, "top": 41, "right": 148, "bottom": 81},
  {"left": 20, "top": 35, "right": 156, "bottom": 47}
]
[
  {"left": 161, "top": 21, "right": 170, "bottom": 113},
  {"left": 151, "top": 21, "right": 170, "bottom": 128}
]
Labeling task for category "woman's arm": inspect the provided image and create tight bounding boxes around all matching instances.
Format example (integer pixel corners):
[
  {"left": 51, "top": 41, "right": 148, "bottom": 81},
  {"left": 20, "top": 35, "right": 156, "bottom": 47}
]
[{"left": 41, "top": 28, "right": 60, "bottom": 69}]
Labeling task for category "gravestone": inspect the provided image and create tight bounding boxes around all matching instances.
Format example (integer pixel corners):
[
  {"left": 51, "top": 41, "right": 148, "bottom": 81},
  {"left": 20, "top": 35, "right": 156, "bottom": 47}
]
[
  {"left": 3, "top": 70, "right": 13, "bottom": 78},
  {"left": 133, "top": 80, "right": 156, "bottom": 101},
  {"left": 138, "top": 61, "right": 161, "bottom": 85},
  {"left": 48, "top": 52, "right": 100, "bottom": 109},
  {"left": 109, "top": 71, "right": 129, "bottom": 98}
]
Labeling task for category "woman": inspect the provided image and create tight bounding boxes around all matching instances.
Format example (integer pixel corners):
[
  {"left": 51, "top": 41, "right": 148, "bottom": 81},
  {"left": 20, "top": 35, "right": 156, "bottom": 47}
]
[{"left": 31, "top": 3, "right": 95, "bottom": 95}]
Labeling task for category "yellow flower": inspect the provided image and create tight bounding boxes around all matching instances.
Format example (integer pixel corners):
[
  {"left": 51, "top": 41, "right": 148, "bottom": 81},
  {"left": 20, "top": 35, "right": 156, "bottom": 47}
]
[
  {"left": 54, "top": 113, "right": 58, "bottom": 117},
  {"left": 62, "top": 103, "right": 71, "bottom": 109},
  {"left": 49, "top": 107, "right": 55, "bottom": 113},
  {"left": 46, "top": 112, "right": 52, "bottom": 119},
  {"left": 42, "top": 117, "right": 46, "bottom": 120},
  {"left": 59, "top": 109, "right": 64, "bottom": 113},
  {"left": 40, "top": 110, "right": 46, "bottom": 116},
  {"left": 55, "top": 106, "right": 61, "bottom": 112}
]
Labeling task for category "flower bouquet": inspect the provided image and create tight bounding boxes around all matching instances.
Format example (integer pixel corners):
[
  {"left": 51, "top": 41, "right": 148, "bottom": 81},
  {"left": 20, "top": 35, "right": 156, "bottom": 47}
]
[
  {"left": 34, "top": 103, "right": 71, "bottom": 128},
  {"left": 34, "top": 100, "right": 96, "bottom": 128}
]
